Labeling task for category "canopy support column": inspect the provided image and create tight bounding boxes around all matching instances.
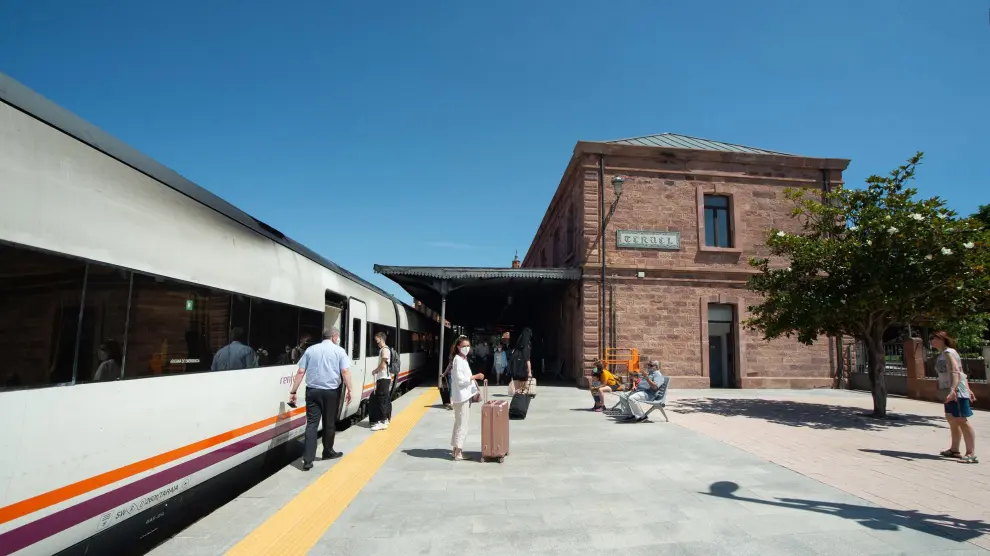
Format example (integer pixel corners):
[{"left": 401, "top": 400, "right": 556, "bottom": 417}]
[{"left": 437, "top": 279, "right": 450, "bottom": 387}]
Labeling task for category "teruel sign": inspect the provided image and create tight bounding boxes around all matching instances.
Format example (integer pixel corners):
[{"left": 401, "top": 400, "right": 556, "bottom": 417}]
[{"left": 616, "top": 230, "right": 681, "bottom": 250}]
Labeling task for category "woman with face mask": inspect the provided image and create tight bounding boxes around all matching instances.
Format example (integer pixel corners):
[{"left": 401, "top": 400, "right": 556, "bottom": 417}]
[
  {"left": 93, "top": 340, "right": 122, "bottom": 381},
  {"left": 448, "top": 335, "right": 485, "bottom": 461}
]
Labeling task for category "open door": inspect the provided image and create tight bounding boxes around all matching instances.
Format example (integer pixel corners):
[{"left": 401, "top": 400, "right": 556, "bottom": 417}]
[{"left": 339, "top": 297, "right": 367, "bottom": 419}]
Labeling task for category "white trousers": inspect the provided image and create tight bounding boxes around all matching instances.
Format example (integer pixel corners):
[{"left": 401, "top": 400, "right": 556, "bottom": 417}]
[
  {"left": 451, "top": 401, "right": 470, "bottom": 449},
  {"left": 621, "top": 391, "right": 649, "bottom": 419}
]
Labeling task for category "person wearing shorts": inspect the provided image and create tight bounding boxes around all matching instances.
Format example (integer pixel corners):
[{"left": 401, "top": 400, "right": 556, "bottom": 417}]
[
  {"left": 590, "top": 359, "right": 620, "bottom": 411},
  {"left": 932, "top": 330, "right": 978, "bottom": 464}
]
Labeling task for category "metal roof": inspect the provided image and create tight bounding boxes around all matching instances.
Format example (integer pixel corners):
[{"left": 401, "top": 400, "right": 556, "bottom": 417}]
[
  {"left": 374, "top": 266, "right": 582, "bottom": 281},
  {"left": 0, "top": 72, "right": 407, "bottom": 308},
  {"left": 373, "top": 265, "right": 581, "bottom": 327},
  {"left": 605, "top": 133, "right": 795, "bottom": 156}
]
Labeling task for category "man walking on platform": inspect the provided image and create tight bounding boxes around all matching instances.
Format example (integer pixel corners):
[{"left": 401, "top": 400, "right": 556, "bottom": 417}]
[{"left": 289, "top": 327, "right": 352, "bottom": 471}]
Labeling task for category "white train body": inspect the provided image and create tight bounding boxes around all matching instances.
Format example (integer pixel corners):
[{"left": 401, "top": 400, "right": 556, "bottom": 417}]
[{"left": 0, "top": 73, "right": 438, "bottom": 556}]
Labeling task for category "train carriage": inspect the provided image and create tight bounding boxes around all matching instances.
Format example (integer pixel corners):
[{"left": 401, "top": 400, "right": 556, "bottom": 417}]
[{"left": 0, "top": 72, "right": 438, "bottom": 556}]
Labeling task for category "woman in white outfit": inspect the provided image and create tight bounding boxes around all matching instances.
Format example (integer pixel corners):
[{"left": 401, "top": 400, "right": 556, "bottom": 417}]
[{"left": 449, "top": 335, "right": 485, "bottom": 461}]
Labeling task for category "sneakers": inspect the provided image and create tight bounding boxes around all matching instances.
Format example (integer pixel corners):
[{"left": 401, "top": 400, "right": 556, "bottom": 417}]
[{"left": 371, "top": 420, "right": 390, "bottom": 431}]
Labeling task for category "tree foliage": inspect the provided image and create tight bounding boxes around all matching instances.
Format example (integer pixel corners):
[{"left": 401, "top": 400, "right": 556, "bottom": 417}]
[
  {"left": 932, "top": 312, "right": 989, "bottom": 354},
  {"left": 745, "top": 153, "right": 990, "bottom": 415},
  {"left": 975, "top": 204, "right": 990, "bottom": 228}
]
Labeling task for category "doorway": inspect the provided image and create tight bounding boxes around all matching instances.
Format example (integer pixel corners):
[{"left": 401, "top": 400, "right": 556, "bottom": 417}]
[{"left": 708, "top": 303, "right": 736, "bottom": 388}]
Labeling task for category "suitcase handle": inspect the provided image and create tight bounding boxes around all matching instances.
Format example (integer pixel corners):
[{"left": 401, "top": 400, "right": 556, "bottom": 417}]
[{"left": 483, "top": 379, "right": 488, "bottom": 403}]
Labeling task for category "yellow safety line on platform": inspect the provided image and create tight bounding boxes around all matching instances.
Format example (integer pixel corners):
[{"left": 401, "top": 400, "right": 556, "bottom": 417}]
[{"left": 225, "top": 388, "right": 438, "bottom": 556}]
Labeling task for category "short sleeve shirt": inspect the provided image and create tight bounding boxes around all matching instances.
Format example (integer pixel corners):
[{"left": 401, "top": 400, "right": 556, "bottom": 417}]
[
  {"left": 298, "top": 340, "right": 349, "bottom": 390},
  {"left": 373, "top": 346, "right": 392, "bottom": 382}
]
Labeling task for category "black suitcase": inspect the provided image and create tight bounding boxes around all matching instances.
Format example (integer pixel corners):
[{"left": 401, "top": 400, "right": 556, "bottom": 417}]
[{"left": 509, "top": 392, "right": 530, "bottom": 420}]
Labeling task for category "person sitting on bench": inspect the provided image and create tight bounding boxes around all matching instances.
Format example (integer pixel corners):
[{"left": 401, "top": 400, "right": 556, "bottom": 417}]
[
  {"left": 589, "top": 359, "right": 620, "bottom": 412},
  {"left": 618, "top": 360, "right": 664, "bottom": 422}
]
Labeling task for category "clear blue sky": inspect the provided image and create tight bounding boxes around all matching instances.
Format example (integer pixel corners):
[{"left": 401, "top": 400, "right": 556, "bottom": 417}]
[{"left": 2, "top": 0, "right": 987, "bottom": 301}]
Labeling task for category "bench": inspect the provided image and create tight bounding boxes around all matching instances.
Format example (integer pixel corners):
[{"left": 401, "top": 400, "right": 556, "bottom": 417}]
[
  {"left": 641, "top": 376, "right": 670, "bottom": 422},
  {"left": 604, "top": 376, "right": 670, "bottom": 422}
]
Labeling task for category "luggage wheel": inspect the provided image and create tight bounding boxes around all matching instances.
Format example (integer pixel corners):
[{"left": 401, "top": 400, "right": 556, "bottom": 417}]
[{"left": 497, "top": 456, "right": 505, "bottom": 463}]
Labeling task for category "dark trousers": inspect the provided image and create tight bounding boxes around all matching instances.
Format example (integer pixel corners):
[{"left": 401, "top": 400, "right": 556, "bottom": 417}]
[
  {"left": 369, "top": 378, "right": 392, "bottom": 423},
  {"left": 304, "top": 386, "right": 341, "bottom": 463}
]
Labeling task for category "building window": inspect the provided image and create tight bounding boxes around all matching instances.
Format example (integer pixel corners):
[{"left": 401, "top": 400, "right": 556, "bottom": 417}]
[{"left": 704, "top": 195, "right": 732, "bottom": 248}]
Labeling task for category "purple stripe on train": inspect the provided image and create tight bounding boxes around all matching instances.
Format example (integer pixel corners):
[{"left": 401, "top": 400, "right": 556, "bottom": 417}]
[{"left": 0, "top": 415, "right": 306, "bottom": 555}]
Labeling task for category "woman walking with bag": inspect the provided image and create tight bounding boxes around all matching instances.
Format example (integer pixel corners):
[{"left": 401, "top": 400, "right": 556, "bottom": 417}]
[
  {"left": 509, "top": 328, "right": 533, "bottom": 396},
  {"left": 932, "top": 330, "right": 978, "bottom": 463},
  {"left": 449, "top": 336, "right": 485, "bottom": 461}
]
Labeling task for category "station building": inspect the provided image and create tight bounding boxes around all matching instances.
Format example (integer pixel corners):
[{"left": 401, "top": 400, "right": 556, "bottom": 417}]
[
  {"left": 521, "top": 133, "right": 850, "bottom": 389},
  {"left": 379, "top": 133, "right": 850, "bottom": 390}
]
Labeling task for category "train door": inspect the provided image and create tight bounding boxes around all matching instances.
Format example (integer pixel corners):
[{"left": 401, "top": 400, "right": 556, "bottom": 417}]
[{"left": 340, "top": 297, "right": 368, "bottom": 419}]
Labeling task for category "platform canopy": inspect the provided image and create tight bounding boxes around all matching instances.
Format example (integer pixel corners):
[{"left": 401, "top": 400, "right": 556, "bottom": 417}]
[{"left": 373, "top": 265, "right": 581, "bottom": 329}]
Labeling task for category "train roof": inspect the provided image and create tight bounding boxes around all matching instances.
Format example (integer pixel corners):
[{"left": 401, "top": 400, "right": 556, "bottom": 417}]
[{"left": 0, "top": 72, "right": 412, "bottom": 311}]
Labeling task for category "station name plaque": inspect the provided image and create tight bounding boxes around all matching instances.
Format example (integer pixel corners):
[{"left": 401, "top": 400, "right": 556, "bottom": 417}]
[{"left": 616, "top": 230, "right": 680, "bottom": 250}]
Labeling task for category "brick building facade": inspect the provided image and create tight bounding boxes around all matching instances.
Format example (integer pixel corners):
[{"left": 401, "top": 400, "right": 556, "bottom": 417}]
[{"left": 523, "top": 134, "right": 850, "bottom": 389}]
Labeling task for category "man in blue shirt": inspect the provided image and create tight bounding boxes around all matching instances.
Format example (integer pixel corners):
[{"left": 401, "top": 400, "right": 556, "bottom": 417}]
[
  {"left": 619, "top": 360, "right": 664, "bottom": 422},
  {"left": 289, "top": 327, "right": 352, "bottom": 470},
  {"left": 210, "top": 327, "right": 256, "bottom": 371}
]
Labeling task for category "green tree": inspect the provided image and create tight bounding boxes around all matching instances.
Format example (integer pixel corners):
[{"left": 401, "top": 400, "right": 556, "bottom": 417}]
[
  {"left": 975, "top": 204, "right": 990, "bottom": 228},
  {"left": 746, "top": 153, "right": 990, "bottom": 417},
  {"left": 931, "top": 312, "right": 989, "bottom": 354}
]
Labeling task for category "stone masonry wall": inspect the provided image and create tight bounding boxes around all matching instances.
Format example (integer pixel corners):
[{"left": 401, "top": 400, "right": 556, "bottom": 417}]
[
  {"left": 579, "top": 280, "right": 833, "bottom": 389},
  {"left": 571, "top": 148, "right": 845, "bottom": 388}
]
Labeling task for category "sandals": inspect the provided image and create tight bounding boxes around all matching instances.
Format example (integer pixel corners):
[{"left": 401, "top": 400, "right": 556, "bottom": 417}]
[
  {"left": 961, "top": 454, "right": 980, "bottom": 464},
  {"left": 940, "top": 449, "right": 961, "bottom": 458}
]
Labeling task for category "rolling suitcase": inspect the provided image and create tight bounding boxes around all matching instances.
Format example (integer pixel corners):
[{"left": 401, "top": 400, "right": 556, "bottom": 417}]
[
  {"left": 509, "top": 392, "right": 530, "bottom": 420},
  {"left": 481, "top": 380, "right": 509, "bottom": 463}
]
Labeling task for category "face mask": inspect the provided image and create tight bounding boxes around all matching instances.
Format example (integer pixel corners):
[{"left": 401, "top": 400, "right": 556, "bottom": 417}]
[{"left": 459, "top": 346, "right": 470, "bottom": 356}]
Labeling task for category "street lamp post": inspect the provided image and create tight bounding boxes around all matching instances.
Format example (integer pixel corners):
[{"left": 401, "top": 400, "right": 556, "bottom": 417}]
[{"left": 600, "top": 174, "right": 625, "bottom": 363}]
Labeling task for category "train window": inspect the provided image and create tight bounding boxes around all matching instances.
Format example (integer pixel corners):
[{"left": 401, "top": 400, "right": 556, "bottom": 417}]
[
  {"left": 298, "top": 309, "right": 323, "bottom": 347},
  {"left": 125, "top": 274, "right": 230, "bottom": 378},
  {"left": 351, "top": 318, "right": 362, "bottom": 360},
  {"left": 0, "top": 242, "right": 87, "bottom": 389},
  {"left": 399, "top": 329, "right": 414, "bottom": 354},
  {"left": 230, "top": 294, "right": 251, "bottom": 346},
  {"left": 77, "top": 264, "right": 131, "bottom": 383},
  {"left": 367, "top": 322, "right": 392, "bottom": 356},
  {"left": 249, "top": 298, "right": 299, "bottom": 367}
]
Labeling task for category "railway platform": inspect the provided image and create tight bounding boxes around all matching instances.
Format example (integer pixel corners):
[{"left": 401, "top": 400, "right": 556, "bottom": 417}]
[{"left": 148, "top": 386, "right": 990, "bottom": 556}]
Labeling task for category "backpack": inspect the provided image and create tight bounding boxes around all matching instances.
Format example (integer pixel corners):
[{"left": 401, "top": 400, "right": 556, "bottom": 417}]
[{"left": 387, "top": 346, "right": 400, "bottom": 377}]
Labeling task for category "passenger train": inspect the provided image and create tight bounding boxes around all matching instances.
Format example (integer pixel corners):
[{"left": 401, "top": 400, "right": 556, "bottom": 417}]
[{"left": 0, "top": 73, "right": 440, "bottom": 555}]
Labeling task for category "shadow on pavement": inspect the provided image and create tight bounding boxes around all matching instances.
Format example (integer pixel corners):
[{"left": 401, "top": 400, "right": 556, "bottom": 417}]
[
  {"left": 704, "top": 481, "right": 989, "bottom": 543},
  {"left": 860, "top": 448, "right": 947, "bottom": 461},
  {"left": 402, "top": 448, "right": 485, "bottom": 462},
  {"left": 402, "top": 448, "right": 452, "bottom": 460},
  {"left": 671, "top": 398, "right": 945, "bottom": 431}
]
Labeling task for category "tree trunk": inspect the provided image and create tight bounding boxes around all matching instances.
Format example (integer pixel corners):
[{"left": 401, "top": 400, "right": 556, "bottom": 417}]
[{"left": 865, "top": 333, "right": 888, "bottom": 418}]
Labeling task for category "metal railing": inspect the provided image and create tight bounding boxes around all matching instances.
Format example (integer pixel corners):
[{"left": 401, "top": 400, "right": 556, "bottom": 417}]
[
  {"left": 853, "top": 342, "right": 907, "bottom": 375},
  {"left": 924, "top": 356, "right": 988, "bottom": 382}
]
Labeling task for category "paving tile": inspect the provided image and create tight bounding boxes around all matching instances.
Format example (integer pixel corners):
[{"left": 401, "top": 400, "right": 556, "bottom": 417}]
[{"left": 153, "top": 386, "right": 990, "bottom": 556}]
